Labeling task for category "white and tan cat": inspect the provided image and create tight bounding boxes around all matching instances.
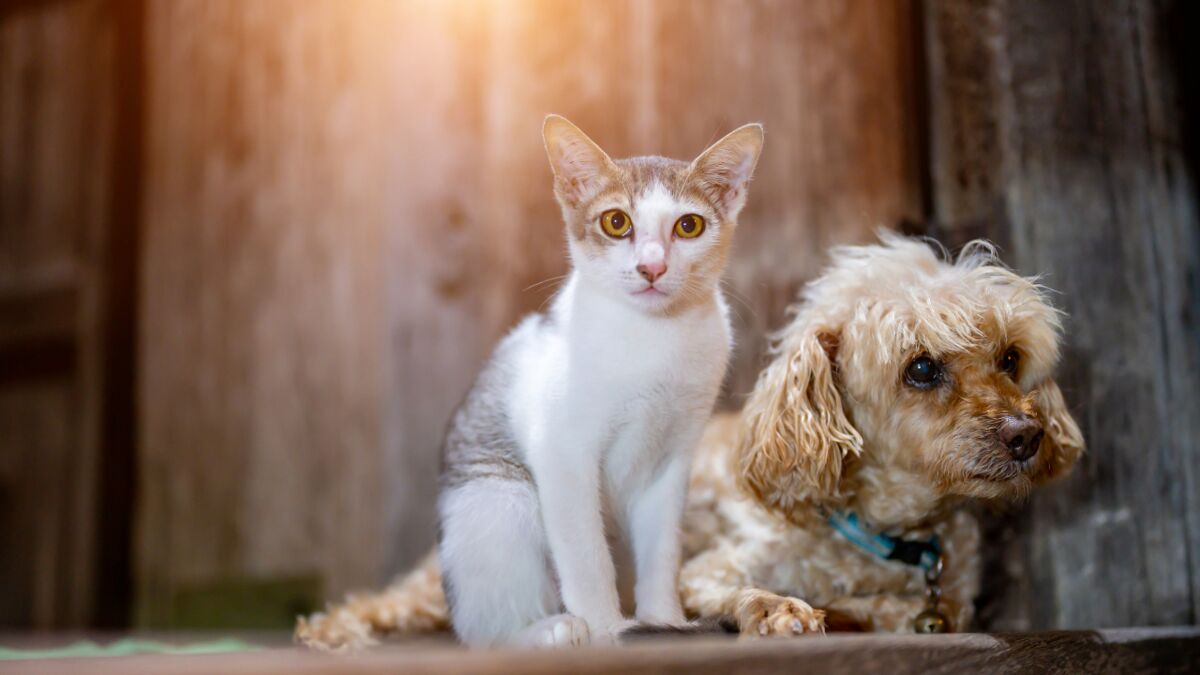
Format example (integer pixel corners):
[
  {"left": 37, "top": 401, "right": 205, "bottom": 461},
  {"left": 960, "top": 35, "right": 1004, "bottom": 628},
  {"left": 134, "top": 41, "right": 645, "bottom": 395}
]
[{"left": 365, "top": 116, "right": 762, "bottom": 648}]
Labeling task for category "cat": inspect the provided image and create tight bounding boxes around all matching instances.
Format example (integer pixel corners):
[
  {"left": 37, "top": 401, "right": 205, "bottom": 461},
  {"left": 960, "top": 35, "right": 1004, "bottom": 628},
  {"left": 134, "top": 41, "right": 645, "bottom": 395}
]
[{"left": 437, "top": 115, "right": 763, "bottom": 647}]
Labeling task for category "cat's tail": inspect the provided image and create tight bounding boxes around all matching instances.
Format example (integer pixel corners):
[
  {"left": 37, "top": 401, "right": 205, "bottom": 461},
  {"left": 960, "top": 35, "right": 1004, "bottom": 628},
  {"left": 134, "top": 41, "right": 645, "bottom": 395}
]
[
  {"left": 295, "top": 549, "right": 450, "bottom": 652},
  {"left": 619, "top": 616, "right": 739, "bottom": 640}
]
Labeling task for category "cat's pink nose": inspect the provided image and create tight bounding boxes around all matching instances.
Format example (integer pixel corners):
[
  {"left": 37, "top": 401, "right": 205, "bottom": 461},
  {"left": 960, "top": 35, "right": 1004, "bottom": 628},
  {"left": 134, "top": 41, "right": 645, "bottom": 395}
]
[{"left": 637, "top": 261, "right": 667, "bottom": 283}]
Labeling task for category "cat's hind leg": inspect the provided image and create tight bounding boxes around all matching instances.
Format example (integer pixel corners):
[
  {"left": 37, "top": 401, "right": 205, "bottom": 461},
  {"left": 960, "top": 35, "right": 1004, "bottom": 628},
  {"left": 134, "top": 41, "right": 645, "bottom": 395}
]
[{"left": 438, "top": 477, "right": 564, "bottom": 647}]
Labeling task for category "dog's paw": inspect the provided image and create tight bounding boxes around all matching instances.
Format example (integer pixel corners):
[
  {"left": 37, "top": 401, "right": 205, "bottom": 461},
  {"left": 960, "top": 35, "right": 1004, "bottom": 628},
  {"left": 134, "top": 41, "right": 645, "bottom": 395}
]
[
  {"left": 757, "top": 599, "right": 825, "bottom": 637},
  {"left": 736, "top": 591, "right": 826, "bottom": 637},
  {"left": 295, "top": 611, "right": 380, "bottom": 653}
]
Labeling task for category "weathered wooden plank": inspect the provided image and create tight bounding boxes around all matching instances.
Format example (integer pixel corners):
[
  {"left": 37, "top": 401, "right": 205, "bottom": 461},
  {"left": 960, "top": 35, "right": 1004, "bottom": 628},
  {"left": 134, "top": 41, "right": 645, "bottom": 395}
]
[
  {"left": 0, "top": 0, "right": 118, "bottom": 628},
  {"left": 925, "top": 0, "right": 1200, "bottom": 628},
  {"left": 6, "top": 629, "right": 1200, "bottom": 675},
  {"left": 137, "top": 0, "right": 401, "bottom": 624},
  {"left": 0, "top": 383, "right": 77, "bottom": 627}
]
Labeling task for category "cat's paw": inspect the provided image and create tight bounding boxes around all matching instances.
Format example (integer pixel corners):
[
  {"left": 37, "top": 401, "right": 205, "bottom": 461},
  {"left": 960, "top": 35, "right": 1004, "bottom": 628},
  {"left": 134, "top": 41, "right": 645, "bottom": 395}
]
[
  {"left": 517, "top": 613, "right": 592, "bottom": 648},
  {"left": 634, "top": 608, "right": 687, "bottom": 627},
  {"left": 736, "top": 591, "right": 826, "bottom": 637}
]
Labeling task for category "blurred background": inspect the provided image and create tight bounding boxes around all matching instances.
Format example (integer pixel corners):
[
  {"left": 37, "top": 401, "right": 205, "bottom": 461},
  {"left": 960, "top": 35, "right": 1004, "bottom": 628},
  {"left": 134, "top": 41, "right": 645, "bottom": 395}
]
[{"left": 1, "top": 0, "right": 1196, "bottom": 635}]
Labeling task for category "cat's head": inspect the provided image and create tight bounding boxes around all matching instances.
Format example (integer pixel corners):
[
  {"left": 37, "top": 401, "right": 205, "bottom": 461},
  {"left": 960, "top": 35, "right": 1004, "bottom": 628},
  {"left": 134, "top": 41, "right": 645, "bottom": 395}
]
[{"left": 543, "top": 115, "right": 763, "bottom": 315}]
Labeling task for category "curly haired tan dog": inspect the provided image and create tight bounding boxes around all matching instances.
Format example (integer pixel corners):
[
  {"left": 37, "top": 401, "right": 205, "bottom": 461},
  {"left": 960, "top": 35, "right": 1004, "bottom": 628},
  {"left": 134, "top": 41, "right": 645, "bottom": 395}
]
[
  {"left": 679, "top": 233, "right": 1083, "bottom": 635},
  {"left": 297, "top": 233, "right": 1083, "bottom": 648}
]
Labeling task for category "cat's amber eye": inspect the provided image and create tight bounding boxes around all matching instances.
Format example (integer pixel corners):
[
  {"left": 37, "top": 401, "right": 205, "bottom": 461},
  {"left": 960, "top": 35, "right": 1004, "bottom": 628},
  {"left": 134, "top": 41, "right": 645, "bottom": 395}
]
[
  {"left": 600, "top": 209, "right": 633, "bottom": 238},
  {"left": 674, "top": 214, "right": 706, "bottom": 239}
]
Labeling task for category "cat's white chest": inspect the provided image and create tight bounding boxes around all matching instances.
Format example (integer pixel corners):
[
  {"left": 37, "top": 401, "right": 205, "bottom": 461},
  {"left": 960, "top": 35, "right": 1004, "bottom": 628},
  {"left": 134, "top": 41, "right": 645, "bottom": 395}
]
[
  {"left": 508, "top": 276, "right": 731, "bottom": 481},
  {"left": 571, "top": 292, "right": 729, "bottom": 413},
  {"left": 572, "top": 287, "right": 731, "bottom": 490}
]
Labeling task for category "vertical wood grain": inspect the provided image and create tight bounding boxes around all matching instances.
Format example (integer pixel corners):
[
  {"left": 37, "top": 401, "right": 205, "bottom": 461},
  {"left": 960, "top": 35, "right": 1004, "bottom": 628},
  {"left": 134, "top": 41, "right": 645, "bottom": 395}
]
[
  {"left": 925, "top": 0, "right": 1200, "bottom": 629},
  {"left": 0, "top": 0, "right": 116, "bottom": 628},
  {"left": 137, "top": 0, "right": 401, "bottom": 623}
]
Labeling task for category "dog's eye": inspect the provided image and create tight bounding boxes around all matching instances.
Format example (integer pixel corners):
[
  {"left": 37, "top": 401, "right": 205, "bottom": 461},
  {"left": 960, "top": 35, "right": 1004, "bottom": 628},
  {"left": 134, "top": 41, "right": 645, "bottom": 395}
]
[
  {"left": 904, "top": 355, "right": 942, "bottom": 389},
  {"left": 1000, "top": 347, "right": 1020, "bottom": 378}
]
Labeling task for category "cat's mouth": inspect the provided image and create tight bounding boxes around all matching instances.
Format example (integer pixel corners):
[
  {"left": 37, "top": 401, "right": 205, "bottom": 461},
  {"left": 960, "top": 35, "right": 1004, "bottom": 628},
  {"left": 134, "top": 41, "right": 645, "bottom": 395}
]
[{"left": 632, "top": 286, "right": 668, "bottom": 297}]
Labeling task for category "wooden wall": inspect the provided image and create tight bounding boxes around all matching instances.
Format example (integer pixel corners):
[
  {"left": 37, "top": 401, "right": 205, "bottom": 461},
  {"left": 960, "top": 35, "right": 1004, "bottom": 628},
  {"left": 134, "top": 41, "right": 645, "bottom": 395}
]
[
  {"left": 3, "top": 0, "right": 1196, "bottom": 632},
  {"left": 0, "top": 0, "right": 137, "bottom": 628},
  {"left": 135, "top": 0, "right": 399, "bottom": 625},
  {"left": 924, "top": 0, "right": 1200, "bottom": 629},
  {"left": 133, "top": 0, "right": 924, "bottom": 624}
]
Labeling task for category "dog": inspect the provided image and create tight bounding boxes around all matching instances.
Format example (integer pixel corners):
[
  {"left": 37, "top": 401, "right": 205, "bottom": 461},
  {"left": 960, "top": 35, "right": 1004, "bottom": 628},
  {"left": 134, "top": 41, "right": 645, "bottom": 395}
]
[
  {"left": 296, "top": 233, "right": 1084, "bottom": 648},
  {"left": 678, "top": 232, "right": 1084, "bottom": 635}
]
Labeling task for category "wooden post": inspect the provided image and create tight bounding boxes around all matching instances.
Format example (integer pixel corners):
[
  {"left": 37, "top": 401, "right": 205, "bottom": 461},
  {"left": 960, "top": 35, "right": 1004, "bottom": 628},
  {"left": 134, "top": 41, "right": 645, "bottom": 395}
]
[
  {"left": 0, "top": 0, "right": 131, "bottom": 628},
  {"left": 924, "top": 0, "right": 1200, "bottom": 629}
]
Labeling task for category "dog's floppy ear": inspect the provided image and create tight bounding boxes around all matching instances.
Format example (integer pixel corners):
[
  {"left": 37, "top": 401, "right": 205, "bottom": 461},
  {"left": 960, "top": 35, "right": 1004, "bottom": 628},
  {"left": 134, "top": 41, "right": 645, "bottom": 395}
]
[
  {"left": 737, "top": 322, "right": 863, "bottom": 514},
  {"left": 1030, "top": 378, "right": 1084, "bottom": 483}
]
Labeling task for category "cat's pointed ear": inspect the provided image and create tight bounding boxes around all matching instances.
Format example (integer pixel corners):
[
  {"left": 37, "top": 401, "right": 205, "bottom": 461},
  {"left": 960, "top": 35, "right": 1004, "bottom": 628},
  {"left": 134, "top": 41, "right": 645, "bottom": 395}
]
[
  {"left": 689, "top": 123, "right": 764, "bottom": 218},
  {"left": 543, "top": 115, "right": 618, "bottom": 208}
]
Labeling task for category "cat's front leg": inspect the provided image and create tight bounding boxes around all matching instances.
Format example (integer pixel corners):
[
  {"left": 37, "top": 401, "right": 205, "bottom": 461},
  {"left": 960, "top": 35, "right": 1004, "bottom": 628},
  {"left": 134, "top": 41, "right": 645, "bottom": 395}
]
[
  {"left": 630, "top": 449, "right": 694, "bottom": 626},
  {"left": 532, "top": 438, "right": 627, "bottom": 642}
]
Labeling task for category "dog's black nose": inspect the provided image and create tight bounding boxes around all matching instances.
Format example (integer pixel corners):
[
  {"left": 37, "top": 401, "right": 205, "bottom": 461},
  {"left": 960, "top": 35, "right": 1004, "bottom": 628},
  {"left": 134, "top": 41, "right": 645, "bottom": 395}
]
[{"left": 998, "top": 415, "right": 1043, "bottom": 461}]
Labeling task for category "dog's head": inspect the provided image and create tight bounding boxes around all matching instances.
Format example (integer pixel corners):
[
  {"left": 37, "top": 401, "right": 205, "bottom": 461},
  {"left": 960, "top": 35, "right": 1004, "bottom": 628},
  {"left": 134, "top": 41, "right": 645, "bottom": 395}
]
[{"left": 737, "top": 233, "right": 1084, "bottom": 524}]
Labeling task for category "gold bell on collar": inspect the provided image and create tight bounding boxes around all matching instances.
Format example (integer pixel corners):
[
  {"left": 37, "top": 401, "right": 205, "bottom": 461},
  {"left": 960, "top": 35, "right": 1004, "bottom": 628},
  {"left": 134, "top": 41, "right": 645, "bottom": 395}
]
[
  {"left": 913, "top": 550, "right": 949, "bottom": 633},
  {"left": 913, "top": 608, "right": 950, "bottom": 634}
]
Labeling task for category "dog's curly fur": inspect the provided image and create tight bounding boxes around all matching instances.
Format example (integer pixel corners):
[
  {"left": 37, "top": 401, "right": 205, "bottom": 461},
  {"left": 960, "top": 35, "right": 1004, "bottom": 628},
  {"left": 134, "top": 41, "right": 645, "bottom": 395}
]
[{"left": 296, "top": 233, "right": 1084, "bottom": 649}]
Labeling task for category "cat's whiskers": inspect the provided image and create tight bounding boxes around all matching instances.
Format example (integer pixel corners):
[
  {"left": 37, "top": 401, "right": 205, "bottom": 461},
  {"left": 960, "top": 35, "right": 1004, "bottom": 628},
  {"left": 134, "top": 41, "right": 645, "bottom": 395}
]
[
  {"left": 719, "top": 279, "right": 758, "bottom": 323},
  {"left": 661, "top": 276, "right": 711, "bottom": 317},
  {"left": 525, "top": 274, "right": 571, "bottom": 314},
  {"left": 523, "top": 274, "right": 569, "bottom": 293}
]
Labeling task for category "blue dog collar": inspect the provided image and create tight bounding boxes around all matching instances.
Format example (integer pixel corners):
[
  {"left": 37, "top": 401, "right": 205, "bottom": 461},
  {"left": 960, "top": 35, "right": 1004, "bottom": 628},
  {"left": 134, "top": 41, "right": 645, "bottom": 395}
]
[{"left": 827, "top": 511, "right": 941, "bottom": 573}]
